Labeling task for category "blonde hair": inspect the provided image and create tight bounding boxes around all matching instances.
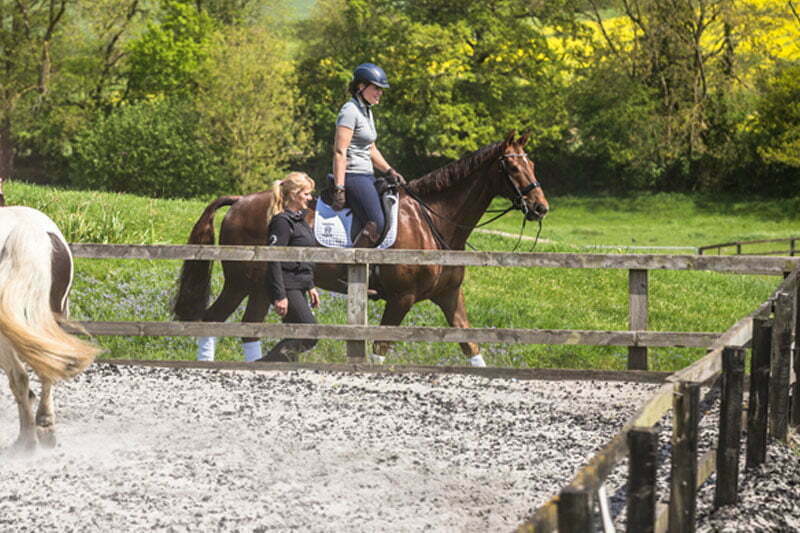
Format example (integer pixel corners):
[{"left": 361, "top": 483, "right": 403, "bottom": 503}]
[{"left": 267, "top": 172, "right": 315, "bottom": 222}]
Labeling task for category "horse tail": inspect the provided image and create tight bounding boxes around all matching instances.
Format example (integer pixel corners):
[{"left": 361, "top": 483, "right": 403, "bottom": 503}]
[
  {"left": 0, "top": 224, "right": 99, "bottom": 381},
  {"left": 172, "top": 195, "right": 241, "bottom": 321}
]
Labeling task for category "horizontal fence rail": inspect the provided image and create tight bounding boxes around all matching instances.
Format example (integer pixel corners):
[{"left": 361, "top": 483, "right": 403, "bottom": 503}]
[
  {"left": 70, "top": 243, "right": 800, "bottom": 275},
  {"left": 68, "top": 243, "right": 800, "bottom": 370},
  {"left": 698, "top": 236, "right": 800, "bottom": 257},
  {"left": 64, "top": 321, "right": 720, "bottom": 347}
]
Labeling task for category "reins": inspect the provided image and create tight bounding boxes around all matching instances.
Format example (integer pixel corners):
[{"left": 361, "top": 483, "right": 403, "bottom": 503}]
[{"left": 401, "top": 151, "right": 543, "bottom": 252}]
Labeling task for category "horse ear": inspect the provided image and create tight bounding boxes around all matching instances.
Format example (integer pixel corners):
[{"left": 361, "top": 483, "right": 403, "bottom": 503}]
[
  {"left": 504, "top": 130, "right": 516, "bottom": 146},
  {"left": 518, "top": 130, "right": 531, "bottom": 147}
]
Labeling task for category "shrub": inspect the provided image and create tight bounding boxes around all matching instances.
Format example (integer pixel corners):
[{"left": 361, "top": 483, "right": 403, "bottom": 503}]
[{"left": 70, "top": 98, "right": 231, "bottom": 198}]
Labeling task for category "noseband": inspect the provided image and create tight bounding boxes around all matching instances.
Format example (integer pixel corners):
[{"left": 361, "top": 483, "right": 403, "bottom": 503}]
[{"left": 500, "top": 153, "right": 540, "bottom": 216}]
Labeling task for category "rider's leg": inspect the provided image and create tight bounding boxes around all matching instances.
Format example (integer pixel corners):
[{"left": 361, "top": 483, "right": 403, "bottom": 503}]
[{"left": 345, "top": 173, "right": 385, "bottom": 237}]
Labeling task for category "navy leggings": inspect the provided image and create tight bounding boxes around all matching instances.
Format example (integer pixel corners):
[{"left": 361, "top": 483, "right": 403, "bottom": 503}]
[{"left": 345, "top": 173, "right": 385, "bottom": 237}]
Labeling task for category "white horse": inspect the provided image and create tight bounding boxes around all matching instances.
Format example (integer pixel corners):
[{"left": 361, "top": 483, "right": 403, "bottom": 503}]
[{"left": 0, "top": 204, "right": 100, "bottom": 451}]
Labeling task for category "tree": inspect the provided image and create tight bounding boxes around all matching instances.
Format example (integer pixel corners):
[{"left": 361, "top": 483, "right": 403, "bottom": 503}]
[
  {"left": 0, "top": 0, "right": 71, "bottom": 179},
  {"left": 124, "top": 0, "right": 217, "bottom": 101},
  {"left": 296, "top": 0, "right": 576, "bottom": 177},
  {"left": 574, "top": 0, "right": 800, "bottom": 191},
  {"left": 749, "top": 63, "right": 800, "bottom": 192},
  {"left": 194, "top": 24, "right": 310, "bottom": 192}
]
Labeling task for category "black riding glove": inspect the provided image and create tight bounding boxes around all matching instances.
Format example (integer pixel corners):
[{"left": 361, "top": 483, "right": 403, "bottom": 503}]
[
  {"left": 332, "top": 187, "right": 346, "bottom": 210},
  {"left": 387, "top": 168, "right": 406, "bottom": 186}
]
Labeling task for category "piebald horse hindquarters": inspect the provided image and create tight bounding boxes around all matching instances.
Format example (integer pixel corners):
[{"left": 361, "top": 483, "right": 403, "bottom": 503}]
[{"left": 0, "top": 206, "right": 100, "bottom": 452}]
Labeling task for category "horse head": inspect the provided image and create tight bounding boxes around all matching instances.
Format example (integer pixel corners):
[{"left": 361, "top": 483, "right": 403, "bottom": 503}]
[{"left": 498, "top": 131, "right": 549, "bottom": 221}]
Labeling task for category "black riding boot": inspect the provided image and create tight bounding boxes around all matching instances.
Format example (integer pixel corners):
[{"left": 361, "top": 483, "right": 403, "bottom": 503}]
[{"left": 353, "top": 221, "right": 379, "bottom": 248}]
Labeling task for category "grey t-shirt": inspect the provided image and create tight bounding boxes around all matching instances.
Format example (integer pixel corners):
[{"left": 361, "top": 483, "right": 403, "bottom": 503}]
[{"left": 336, "top": 97, "right": 377, "bottom": 174}]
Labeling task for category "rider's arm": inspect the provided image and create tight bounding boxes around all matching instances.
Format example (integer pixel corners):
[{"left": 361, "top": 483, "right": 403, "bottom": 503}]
[{"left": 333, "top": 126, "right": 353, "bottom": 190}]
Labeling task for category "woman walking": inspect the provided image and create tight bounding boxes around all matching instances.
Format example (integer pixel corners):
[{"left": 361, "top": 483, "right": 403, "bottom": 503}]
[{"left": 258, "top": 172, "right": 320, "bottom": 363}]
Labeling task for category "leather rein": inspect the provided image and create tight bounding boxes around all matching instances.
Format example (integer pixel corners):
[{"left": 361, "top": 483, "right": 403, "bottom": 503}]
[{"left": 402, "top": 152, "right": 542, "bottom": 251}]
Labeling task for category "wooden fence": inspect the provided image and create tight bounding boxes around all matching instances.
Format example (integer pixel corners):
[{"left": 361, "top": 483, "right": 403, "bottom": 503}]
[
  {"left": 699, "top": 236, "right": 800, "bottom": 256},
  {"left": 518, "top": 266, "right": 799, "bottom": 532},
  {"left": 68, "top": 243, "right": 800, "bottom": 530},
  {"left": 69, "top": 244, "right": 800, "bottom": 370}
]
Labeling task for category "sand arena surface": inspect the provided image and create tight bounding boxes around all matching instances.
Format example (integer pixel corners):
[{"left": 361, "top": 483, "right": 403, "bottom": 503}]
[{"left": 1, "top": 363, "right": 664, "bottom": 531}]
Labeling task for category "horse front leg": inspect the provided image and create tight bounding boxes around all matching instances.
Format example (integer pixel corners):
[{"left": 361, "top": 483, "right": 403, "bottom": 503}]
[
  {"left": 372, "top": 294, "right": 416, "bottom": 362},
  {"left": 432, "top": 288, "right": 485, "bottom": 367},
  {"left": 35, "top": 378, "right": 57, "bottom": 448}
]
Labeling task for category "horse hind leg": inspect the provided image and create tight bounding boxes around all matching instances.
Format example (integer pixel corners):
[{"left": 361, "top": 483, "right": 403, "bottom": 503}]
[
  {"left": 239, "top": 285, "right": 269, "bottom": 361},
  {"left": 35, "top": 378, "right": 56, "bottom": 448},
  {"left": 431, "top": 288, "right": 485, "bottom": 367},
  {"left": 195, "top": 280, "right": 247, "bottom": 361},
  {"left": 2, "top": 348, "right": 38, "bottom": 452}
]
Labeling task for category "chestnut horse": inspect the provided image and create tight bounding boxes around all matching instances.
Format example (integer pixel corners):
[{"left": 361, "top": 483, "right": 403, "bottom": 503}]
[
  {"left": 172, "top": 132, "right": 548, "bottom": 365},
  {"left": 0, "top": 205, "right": 100, "bottom": 451}
]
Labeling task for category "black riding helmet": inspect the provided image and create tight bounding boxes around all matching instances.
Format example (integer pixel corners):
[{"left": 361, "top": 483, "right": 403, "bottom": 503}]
[{"left": 352, "top": 63, "right": 390, "bottom": 89}]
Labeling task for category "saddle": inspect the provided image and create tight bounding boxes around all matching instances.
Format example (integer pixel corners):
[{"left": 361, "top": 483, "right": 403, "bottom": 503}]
[{"left": 317, "top": 173, "right": 401, "bottom": 247}]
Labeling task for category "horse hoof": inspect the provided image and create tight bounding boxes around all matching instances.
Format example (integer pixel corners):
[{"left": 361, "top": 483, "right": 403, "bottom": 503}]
[
  {"left": 37, "top": 426, "right": 57, "bottom": 449},
  {"left": 11, "top": 435, "right": 37, "bottom": 455}
]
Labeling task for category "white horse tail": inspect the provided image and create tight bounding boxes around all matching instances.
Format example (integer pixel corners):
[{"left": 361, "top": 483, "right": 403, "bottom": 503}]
[{"left": 0, "top": 223, "right": 100, "bottom": 381}]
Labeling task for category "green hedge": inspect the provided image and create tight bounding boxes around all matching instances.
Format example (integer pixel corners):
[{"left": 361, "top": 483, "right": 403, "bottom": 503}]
[{"left": 70, "top": 98, "right": 232, "bottom": 198}]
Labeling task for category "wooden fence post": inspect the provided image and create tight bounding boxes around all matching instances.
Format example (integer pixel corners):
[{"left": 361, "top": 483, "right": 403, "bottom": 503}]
[
  {"left": 714, "top": 347, "right": 745, "bottom": 508},
  {"left": 628, "top": 269, "right": 649, "bottom": 370},
  {"left": 627, "top": 427, "right": 658, "bottom": 533},
  {"left": 746, "top": 317, "right": 772, "bottom": 470},
  {"left": 558, "top": 486, "right": 593, "bottom": 533},
  {"left": 669, "top": 381, "right": 700, "bottom": 533},
  {"left": 769, "top": 291, "right": 792, "bottom": 442},
  {"left": 346, "top": 263, "right": 369, "bottom": 361},
  {"left": 792, "top": 281, "right": 800, "bottom": 429}
]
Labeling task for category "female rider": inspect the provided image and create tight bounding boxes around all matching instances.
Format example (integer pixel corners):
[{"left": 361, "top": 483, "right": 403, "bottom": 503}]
[{"left": 331, "top": 62, "right": 404, "bottom": 247}]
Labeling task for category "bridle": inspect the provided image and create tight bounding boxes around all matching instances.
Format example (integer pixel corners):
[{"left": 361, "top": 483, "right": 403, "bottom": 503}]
[{"left": 500, "top": 152, "right": 541, "bottom": 219}]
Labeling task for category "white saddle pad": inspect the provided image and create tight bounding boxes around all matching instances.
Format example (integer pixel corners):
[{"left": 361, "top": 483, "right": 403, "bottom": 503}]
[{"left": 315, "top": 194, "right": 399, "bottom": 249}]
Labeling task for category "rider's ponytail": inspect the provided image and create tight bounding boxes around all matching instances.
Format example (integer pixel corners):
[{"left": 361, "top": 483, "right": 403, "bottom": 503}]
[{"left": 266, "top": 172, "right": 315, "bottom": 225}]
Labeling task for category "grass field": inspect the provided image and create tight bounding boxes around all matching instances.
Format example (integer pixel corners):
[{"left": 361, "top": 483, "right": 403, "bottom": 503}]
[{"left": 5, "top": 181, "right": 796, "bottom": 372}]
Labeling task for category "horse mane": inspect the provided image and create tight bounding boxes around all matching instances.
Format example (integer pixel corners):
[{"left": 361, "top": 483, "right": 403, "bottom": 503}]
[{"left": 406, "top": 142, "right": 503, "bottom": 196}]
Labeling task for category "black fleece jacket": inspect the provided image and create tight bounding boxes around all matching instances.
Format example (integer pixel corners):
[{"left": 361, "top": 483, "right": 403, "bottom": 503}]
[{"left": 266, "top": 209, "right": 315, "bottom": 301}]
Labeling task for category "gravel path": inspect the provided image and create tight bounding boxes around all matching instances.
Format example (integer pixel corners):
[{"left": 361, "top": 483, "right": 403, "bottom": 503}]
[
  {"left": 1, "top": 364, "right": 660, "bottom": 532},
  {"left": 695, "top": 433, "right": 800, "bottom": 532}
]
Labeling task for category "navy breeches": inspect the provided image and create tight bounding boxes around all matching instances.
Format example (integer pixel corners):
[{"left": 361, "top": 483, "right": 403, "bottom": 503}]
[{"left": 345, "top": 173, "right": 385, "bottom": 236}]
